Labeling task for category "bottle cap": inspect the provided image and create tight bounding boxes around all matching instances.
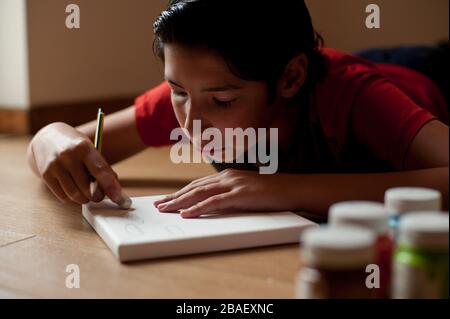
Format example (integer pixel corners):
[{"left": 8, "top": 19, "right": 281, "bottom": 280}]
[
  {"left": 301, "top": 226, "right": 375, "bottom": 269},
  {"left": 329, "top": 201, "right": 389, "bottom": 235},
  {"left": 385, "top": 187, "right": 441, "bottom": 214},
  {"left": 398, "top": 212, "right": 449, "bottom": 250}
]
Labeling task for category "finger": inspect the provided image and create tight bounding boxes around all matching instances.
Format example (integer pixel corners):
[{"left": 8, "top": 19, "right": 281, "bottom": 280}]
[
  {"left": 59, "top": 158, "right": 92, "bottom": 200},
  {"left": 154, "top": 175, "right": 221, "bottom": 206},
  {"left": 157, "top": 183, "right": 229, "bottom": 212},
  {"left": 179, "top": 192, "right": 236, "bottom": 218},
  {"left": 44, "top": 177, "right": 69, "bottom": 203},
  {"left": 110, "top": 168, "right": 119, "bottom": 180},
  {"left": 90, "top": 182, "right": 105, "bottom": 202},
  {"left": 54, "top": 167, "right": 90, "bottom": 204},
  {"left": 154, "top": 172, "right": 224, "bottom": 206},
  {"left": 83, "top": 150, "right": 131, "bottom": 208}
]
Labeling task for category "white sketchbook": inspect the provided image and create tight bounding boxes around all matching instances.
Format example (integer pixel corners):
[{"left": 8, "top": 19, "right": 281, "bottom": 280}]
[{"left": 82, "top": 196, "right": 318, "bottom": 262}]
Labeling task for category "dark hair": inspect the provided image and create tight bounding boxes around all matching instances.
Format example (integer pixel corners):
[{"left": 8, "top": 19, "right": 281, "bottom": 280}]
[{"left": 153, "top": 0, "right": 326, "bottom": 104}]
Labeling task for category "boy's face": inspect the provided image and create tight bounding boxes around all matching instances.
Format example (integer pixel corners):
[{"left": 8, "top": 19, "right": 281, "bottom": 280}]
[{"left": 164, "top": 44, "right": 281, "bottom": 158}]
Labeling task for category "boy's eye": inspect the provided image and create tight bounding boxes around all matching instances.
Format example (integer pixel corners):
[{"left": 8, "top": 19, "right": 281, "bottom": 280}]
[
  {"left": 172, "top": 90, "right": 187, "bottom": 97},
  {"left": 213, "top": 97, "right": 237, "bottom": 107}
]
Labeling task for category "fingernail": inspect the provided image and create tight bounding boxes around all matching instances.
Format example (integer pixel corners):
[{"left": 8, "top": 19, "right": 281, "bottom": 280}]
[
  {"left": 180, "top": 210, "right": 193, "bottom": 218},
  {"left": 90, "top": 182, "right": 97, "bottom": 198},
  {"left": 154, "top": 198, "right": 169, "bottom": 206},
  {"left": 157, "top": 203, "right": 169, "bottom": 211},
  {"left": 159, "top": 200, "right": 175, "bottom": 208},
  {"left": 117, "top": 190, "right": 132, "bottom": 209}
]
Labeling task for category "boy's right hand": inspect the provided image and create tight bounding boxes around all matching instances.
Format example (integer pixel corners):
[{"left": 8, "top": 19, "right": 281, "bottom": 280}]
[{"left": 28, "top": 122, "right": 130, "bottom": 206}]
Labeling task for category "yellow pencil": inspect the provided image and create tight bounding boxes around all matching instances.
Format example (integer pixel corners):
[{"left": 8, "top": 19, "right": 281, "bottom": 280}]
[
  {"left": 94, "top": 108, "right": 105, "bottom": 152},
  {"left": 90, "top": 108, "right": 132, "bottom": 209},
  {"left": 90, "top": 108, "right": 104, "bottom": 190}
]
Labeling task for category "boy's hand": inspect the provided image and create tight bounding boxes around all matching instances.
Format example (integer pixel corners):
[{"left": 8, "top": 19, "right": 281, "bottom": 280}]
[
  {"left": 154, "top": 169, "right": 289, "bottom": 218},
  {"left": 28, "top": 122, "right": 129, "bottom": 206}
]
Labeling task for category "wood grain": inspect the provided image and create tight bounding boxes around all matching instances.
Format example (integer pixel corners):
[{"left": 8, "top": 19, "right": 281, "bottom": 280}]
[{"left": 0, "top": 136, "right": 302, "bottom": 298}]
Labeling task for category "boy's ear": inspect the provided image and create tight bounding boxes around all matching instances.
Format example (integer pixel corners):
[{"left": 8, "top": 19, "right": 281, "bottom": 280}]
[{"left": 277, "top": 53, "right": 308, "bottom": 99}]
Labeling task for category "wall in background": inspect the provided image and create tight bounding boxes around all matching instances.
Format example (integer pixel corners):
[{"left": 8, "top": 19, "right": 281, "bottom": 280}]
[
  {"left": 306, "top": 0, "right": 449, "bottom": 53},
  {"left": 27, "top": 0, "right": 167, "bottom": 108},
  {"left": 0, "top": 0, "right": 29, "bottom": 109},
  {"left": 26, "top": 0, "right": 449, "bottom": 108}
]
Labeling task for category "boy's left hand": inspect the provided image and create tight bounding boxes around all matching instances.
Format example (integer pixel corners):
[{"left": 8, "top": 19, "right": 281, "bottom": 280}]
[{"left": 154, "top": 169, "right": 290, "bottom": 218}]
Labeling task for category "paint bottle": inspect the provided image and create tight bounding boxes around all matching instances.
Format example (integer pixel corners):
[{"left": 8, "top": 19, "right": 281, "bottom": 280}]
[
  {"left": 296, "top": 226, "right": 376, "bottom": 299},
  {"left": 384, "top": 187, "right": 441, "bottom": 240},
  {"left": 392, "top": 212, "right": 449, "bottom": 299},
  {"left": 329, "top": 201, "right": 393, "bottom": 298}
]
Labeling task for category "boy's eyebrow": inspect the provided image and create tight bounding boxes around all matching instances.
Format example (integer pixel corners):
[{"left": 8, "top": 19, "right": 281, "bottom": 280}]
[
  {"left": 166, "top": 78, "right": 243, "bottom": 92},
  {"left": 166, "top": 79, "right": 184, "bottom": 88},
  {"left": 201, "top": 85, "right": 243, "bottom": 92}
]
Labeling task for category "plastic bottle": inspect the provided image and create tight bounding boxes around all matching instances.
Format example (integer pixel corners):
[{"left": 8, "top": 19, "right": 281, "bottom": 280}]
[
  {"left": 296, "top": 226, "right": 376, "bottom": 299},
  {"left": 392, "top": 212, "right": 449, "bottom": 299},
  {"left": 384, "top": 187, "right": 441, "bottom": 240},
  {"left": 329, "top": 201, "right": 393, "bottom": 298}
]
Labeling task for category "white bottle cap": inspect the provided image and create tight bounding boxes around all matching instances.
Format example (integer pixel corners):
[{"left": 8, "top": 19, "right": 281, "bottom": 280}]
[
  {"left": 301, "top": 226, "right": 375, "bottom": 270},
  {"left": 329, "top": 201, "right": 389, "bottom": 235},
  {"left": 384, "top": 187, "right": 441, "bottom": 215},
  {"left": 398, "top": 212, "right": 449, "bottom": 250}
]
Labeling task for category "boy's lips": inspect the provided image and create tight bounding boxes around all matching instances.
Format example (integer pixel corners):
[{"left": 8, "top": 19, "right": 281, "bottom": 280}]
[
  {"left": 191, "top": 140, "right": 225, "bottom": 153},
  {"left": 195, "top": 145, "right": 226, "bottom": 154}
]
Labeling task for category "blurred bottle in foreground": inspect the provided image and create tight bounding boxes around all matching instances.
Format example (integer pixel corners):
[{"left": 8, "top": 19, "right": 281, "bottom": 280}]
[
  {"left": 329, "top": 201, "right": 393, "bottom": 298},
  {"left": 385, "top": 187, "right": 441, "bottom": 240},
  {"left": 392, "top": 212, "right": 449, "bottom": 299},
  {"left": 296, "top": 226, "right": 376, "bottom": 299}
]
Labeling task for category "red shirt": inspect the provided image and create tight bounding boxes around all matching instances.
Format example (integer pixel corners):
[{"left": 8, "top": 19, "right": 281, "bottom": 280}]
[{"left": 135, "top": 48, "right": 448, "bottom": 173}]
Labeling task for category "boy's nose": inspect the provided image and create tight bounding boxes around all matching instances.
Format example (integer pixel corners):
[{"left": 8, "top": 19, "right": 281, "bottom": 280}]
[{"left": 184, "top": 103, "right": 212, "bottom": 136}]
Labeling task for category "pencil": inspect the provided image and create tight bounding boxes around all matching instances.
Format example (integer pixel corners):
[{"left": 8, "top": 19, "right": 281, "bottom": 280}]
[
  {"left": 90, "top": 108, "right": 104, "bottom": 185},
  {"left": 90, "top": 108, "right": 132, "bottom": 209},
  {"left": 94, "top": 108, "right": 105, "bottom": 152}
]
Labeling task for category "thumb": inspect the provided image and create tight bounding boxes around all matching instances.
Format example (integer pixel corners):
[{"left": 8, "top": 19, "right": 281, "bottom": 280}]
[{"left": 84, "top": 149, "right": 132, "bottom": 209}]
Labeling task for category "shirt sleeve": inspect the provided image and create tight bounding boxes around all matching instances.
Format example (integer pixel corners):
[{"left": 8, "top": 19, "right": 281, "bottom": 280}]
[
  {"left": 134, "top": 81, "right": 180, "bottom": 147},
  {"left": 351, "top": 76, "right": 436, "bottom": 170}
]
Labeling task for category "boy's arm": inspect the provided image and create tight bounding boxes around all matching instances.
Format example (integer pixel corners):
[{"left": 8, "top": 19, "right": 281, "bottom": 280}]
[
  {"left": 291, "top": 119, "right": 448, "bottom": 214},
  {"left": 155, "top": 120, "right": 449, "bottom": 218},
  {"left": 155, "top": 167, "right": 449, "bottom": 218},
  {"left": 279, "top": 167, "right": 448, "bottom": 216}
]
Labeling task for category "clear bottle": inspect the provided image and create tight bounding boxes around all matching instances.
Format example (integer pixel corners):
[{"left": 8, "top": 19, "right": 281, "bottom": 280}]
[
  {"left": 296, "top": 226, "right": 376, "bottom": 299},
  {"left": 329, "top": 201, "right": 393, "bottom": 298},
  {"left": 392, "top": 212, "right": 449, "bottom": 299},
  {"left": 384, "top": 187, "right": 441, "bottom": 240}
]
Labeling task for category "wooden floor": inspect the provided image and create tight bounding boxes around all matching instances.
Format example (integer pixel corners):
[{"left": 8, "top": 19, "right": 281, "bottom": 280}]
[{"left": 0, "top": 136, "right": 303, "bottom": 298}]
